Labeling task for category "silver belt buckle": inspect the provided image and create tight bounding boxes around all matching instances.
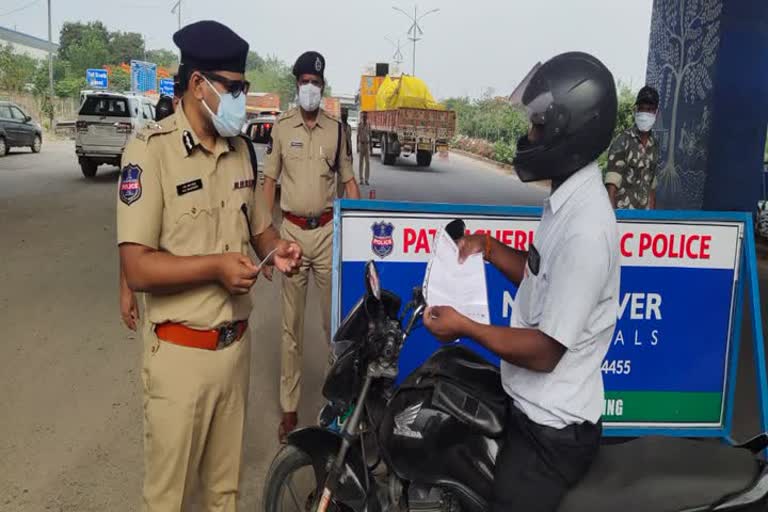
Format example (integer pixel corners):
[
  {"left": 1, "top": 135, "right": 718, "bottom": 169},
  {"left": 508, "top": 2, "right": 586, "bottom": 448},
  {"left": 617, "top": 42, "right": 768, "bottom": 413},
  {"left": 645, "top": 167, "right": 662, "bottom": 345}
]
[
  {"left": 306, "top": 216, "right": 319, "bottom": 229},
  {"left": 217, "top": 323, "right": 239, "bottom": 350}
]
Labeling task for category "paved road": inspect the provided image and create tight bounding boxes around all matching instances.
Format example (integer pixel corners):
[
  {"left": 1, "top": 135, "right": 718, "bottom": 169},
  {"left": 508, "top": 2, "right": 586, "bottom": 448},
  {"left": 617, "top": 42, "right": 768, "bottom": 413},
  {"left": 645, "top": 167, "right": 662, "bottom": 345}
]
[
  {"left": 0, "top": 139, "right": 545, "bottom": 511},
  {"left": 3, "top": 139, "right": 768, "bottom": 511}
]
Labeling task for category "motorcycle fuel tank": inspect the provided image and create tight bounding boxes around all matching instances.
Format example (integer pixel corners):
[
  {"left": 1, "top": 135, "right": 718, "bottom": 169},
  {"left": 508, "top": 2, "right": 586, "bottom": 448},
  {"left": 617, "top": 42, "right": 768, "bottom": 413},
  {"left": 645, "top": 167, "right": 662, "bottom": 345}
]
[{"left": 379, "top": 346, "right": 510, "bottom": 508}]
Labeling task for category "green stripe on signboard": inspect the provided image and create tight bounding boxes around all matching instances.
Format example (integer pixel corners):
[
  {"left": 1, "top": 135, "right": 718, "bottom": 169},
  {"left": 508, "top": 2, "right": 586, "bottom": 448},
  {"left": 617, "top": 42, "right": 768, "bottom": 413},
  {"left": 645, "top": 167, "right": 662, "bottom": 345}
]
[{"left": 603, "top": 391, "right": 723, "bottom": 423}]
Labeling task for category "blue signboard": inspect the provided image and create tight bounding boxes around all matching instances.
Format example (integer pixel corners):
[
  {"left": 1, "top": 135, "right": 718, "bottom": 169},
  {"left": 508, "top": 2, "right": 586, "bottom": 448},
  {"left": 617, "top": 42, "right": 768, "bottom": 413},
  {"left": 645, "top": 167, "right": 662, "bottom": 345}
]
[
  {"left": 130, "top": 60, "right": 157, "bottom": 93},
  {"left": 159, "top": 78, "right": 174, "bottom": 97},
  {"left": 332, "top": 200, "right": 768, "bottom": 441},
  {"left": 86, "top": 68, "right": 108, "bottom": 89}
]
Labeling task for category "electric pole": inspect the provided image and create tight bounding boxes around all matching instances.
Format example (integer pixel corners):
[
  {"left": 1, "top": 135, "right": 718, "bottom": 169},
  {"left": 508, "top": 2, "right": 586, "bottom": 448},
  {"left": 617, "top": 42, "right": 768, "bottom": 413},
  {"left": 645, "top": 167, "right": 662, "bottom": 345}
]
[
  {"left": 392, "top": 5, "right": 439, "bottom": 76},
  {"left": 171, "top": 1, "right": 182, "bottom": 60},
  {"left": 47, "top": 0, "right": 53, "bottom": 126}
]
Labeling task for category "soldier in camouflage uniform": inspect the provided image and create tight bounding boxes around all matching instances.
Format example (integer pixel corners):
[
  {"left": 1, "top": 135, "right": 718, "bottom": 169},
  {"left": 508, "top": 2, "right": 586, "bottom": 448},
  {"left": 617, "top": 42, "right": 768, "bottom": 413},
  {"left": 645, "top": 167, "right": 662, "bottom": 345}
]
[{"left": 604, "top": 86, "right": 660, "bottom": 209}]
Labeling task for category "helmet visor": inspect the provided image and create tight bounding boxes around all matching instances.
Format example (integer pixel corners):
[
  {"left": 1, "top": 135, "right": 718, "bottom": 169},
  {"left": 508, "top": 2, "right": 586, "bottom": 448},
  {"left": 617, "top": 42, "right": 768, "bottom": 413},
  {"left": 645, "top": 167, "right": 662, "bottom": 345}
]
[{"left": 509, "top": 62, "right": 554, "bottom": 125}]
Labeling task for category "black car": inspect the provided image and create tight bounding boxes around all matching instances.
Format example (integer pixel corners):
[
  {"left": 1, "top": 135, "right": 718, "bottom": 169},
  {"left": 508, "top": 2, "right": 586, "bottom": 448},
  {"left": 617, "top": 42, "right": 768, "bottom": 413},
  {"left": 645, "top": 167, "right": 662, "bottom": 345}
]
[{"left": 0, "top": 101, "right": 43, "bottom": 156}]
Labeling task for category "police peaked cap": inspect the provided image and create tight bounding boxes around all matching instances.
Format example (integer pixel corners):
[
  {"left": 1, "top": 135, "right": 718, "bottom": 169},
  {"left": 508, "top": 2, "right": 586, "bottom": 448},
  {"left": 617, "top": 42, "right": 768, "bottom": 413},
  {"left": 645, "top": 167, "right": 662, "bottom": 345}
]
[
  {"left": 293, "top": 51, "right": 325, "bottom": 79},
  {"left": 173, "top": 20, "right": 249, "bottom": 73}
]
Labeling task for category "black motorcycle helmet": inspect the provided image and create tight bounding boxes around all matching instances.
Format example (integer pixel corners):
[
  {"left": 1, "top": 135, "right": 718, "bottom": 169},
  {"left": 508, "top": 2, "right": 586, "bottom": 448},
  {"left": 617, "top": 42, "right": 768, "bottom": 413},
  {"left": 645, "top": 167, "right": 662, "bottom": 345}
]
[
  {"left": 510, "top": 52, "right": 618, "bottom": 182},
  {"left": 155, "top": 94, "right": 175, "bottom": 122}
]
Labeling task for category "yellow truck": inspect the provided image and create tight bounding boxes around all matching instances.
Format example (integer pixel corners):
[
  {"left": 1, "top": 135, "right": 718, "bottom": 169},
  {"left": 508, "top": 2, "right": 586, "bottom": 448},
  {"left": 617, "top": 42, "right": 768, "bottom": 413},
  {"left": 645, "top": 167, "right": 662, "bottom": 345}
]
[{"left": 359, "top": 71, "right": 456, "bottom": 167}]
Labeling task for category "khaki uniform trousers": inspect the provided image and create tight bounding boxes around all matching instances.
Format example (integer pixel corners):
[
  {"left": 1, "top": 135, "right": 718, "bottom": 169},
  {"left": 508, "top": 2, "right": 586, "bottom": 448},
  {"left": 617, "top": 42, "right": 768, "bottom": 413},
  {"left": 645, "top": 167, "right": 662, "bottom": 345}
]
[
  {"left": 279, "top": 219, "right": 333, "bottom": 413},
  {"left": 358, "top": 144, "right": 370, "bottom": 184},
  {"left": 141, "top": 323, "right": 251, "bottom": 512}
]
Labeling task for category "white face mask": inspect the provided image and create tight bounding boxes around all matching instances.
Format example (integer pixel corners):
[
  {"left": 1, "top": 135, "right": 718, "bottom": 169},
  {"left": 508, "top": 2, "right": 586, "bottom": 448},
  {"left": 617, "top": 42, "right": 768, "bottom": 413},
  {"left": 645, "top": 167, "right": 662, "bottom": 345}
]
[
  {"left": 298, "top": 83, "right": 322, "bottom": 112},
  {"left": 635, "top": 111, "right": 656, "bottom": 133},
  {"left": 201, "top": 76, "right": 247, "bottom": 137}
]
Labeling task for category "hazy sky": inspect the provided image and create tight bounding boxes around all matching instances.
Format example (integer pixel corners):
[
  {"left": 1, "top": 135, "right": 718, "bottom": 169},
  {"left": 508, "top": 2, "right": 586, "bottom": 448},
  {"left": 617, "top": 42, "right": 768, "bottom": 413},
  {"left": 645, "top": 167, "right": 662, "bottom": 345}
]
[{"left": 1, "top": 0, "right": 653, "bottom": 99}]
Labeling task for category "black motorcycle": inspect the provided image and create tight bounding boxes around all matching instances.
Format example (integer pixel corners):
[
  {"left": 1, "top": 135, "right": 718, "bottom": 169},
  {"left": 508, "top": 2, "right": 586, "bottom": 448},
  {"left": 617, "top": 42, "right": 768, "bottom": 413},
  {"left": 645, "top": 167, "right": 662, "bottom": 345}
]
[{"left": 263, "top": 259, "right": 768, "bottom": 512}]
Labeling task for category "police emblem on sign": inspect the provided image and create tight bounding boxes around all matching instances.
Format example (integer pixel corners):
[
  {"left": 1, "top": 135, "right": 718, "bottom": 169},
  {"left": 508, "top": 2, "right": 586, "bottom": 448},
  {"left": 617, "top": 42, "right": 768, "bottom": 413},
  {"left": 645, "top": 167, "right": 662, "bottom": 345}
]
[
  {"left": 119, "top": 164, "right": 143, "bottom": 205},
  {"left": 371, "top": 222, "right": 395, "bottom": 258}
]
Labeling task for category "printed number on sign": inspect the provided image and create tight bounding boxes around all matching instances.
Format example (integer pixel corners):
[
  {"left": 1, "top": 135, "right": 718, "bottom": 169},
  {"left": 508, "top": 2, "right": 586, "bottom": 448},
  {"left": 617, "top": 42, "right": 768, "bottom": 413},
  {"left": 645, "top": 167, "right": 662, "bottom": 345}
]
[{"left": 601, "top": 360, "right": 632, "bottom": 375}]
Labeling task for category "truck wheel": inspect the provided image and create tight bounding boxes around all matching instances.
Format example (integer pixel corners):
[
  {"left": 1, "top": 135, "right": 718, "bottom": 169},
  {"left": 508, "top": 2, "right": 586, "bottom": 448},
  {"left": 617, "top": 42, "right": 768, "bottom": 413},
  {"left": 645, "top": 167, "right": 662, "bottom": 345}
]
[
  {"left": 416, "top": 150, "right": 432, "bottom": 167},
  {"left": 80, "top": 158, "right": 98, "bottom": 178}
]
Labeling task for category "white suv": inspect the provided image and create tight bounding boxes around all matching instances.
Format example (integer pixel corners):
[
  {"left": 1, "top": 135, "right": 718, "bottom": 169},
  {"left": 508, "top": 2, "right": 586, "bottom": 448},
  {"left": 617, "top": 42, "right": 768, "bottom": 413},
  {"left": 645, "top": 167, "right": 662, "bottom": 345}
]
[{"left": 75, "top": 92, "right": 155, "bottom": 178}]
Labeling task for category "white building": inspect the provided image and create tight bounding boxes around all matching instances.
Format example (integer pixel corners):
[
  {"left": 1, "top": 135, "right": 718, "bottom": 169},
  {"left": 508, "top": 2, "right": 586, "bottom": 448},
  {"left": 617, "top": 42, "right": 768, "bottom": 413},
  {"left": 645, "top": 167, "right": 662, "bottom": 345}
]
[{"left": 0, "top": 26, "right": 58, "bottom": 61}]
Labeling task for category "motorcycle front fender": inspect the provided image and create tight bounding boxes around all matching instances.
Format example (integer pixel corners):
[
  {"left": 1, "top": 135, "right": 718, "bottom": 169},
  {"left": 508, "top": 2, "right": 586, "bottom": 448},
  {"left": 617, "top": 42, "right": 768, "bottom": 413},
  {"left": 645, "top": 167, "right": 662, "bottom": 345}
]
[{"left": 286, "top": 427, "right": 377, "bottom": 512}]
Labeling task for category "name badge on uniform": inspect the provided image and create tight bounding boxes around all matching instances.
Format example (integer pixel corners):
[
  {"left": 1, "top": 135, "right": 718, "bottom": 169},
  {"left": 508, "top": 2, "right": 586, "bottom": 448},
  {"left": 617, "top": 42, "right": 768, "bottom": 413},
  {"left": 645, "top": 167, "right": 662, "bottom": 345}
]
[
  {"left": 176, "top": 179, "right": 203, "bottom": 196},
  {"left": 290, "top": 140, "right": 303, "bottom": 148},
  {"left": 527, "top": 243, "right": 541, "bottom": 276}
]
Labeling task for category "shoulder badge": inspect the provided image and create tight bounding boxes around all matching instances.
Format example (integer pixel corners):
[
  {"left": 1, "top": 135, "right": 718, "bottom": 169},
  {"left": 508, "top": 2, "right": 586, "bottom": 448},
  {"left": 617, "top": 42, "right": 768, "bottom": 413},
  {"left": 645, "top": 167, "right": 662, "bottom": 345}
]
[
  {"left": 266, "top": 136, "right": 273, "bottom": 155},
  {"left": 277, "top": 108, "right": 297, "bottom": 123},
  {"left": 119, "top": 164, "right": 143, "bottom": 206}
]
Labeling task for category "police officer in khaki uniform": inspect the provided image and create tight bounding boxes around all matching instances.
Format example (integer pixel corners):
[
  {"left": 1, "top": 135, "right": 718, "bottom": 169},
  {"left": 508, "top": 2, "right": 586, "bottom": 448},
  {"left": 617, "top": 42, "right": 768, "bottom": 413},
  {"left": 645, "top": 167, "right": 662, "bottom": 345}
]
[
  {"left": 262, "top": 51, "right": 360, "bottom": 442},
  {"left": 357, "top": 114, "right": 371, "bottom": 185},
  {"left": 117, "top": 20, "right": 302, "bottom": 511}
]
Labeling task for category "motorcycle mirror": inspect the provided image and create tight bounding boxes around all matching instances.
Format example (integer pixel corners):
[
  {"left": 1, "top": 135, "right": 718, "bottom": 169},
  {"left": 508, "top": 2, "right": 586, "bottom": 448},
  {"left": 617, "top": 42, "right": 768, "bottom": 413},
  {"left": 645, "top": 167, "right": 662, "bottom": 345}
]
[
  {"left": 365, "top": 260, "right": 382, "bottom": 301},
  {"left": 445, "top": 218, "right": 466, "bottom": 242}
]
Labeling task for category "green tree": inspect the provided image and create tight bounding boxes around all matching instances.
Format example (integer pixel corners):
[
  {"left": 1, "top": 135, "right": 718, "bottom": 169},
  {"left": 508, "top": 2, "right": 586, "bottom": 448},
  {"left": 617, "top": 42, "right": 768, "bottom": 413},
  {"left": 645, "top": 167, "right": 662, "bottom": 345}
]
[
  {"left": 59, "top": 21, "right": 109, "bottom": 61},
  {"left": 246, "top": 56, "right": 296, "bottom": 109},
  {"left": 109, "top": 31, "right": 146, "bottom": 64},
  {"left": 66, "top": 31, "right": 110, "bottom": 79},
  {"left": 246, "top": 51, "right": 264, "bottom": 71},
  {"left": 0, "top": 44, "right": 38, "bottom": 92},
  {"left": 110, "top": 66, "right": 131, "bottom": 92},
  {"left": 146, "top": 49, "right": 178, "bottom": 68}
]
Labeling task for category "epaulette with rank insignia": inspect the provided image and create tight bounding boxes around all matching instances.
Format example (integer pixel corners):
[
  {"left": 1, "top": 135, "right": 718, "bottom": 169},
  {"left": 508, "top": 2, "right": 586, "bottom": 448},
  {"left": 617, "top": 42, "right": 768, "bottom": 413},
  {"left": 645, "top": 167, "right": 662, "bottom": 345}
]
[
  {"left": 133, "top": 117, "right": 176, "bottom": 144},
  {"left": 276, "top": 108, "right": 298, "bottom": 124}
]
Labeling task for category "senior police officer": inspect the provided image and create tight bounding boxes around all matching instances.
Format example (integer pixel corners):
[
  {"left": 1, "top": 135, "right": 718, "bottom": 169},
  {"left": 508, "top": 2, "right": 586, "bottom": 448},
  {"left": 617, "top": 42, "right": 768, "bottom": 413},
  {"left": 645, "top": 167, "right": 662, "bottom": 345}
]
[
  {"left": 262, "top": 51, "right": 360, "bottom": 442},
  {"left": 424, "top": 52, "right": 621, "bottom": 512},
  {"left": 117, "top": 20, "right": 302, "bottom": 511}
]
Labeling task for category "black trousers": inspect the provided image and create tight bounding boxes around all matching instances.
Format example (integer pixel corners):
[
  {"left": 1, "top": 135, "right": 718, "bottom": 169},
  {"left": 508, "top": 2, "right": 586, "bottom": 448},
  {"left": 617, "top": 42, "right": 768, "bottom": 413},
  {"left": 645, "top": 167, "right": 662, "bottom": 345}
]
[{"left": 490, "top": 401, "right": 602, "bottom": 512}]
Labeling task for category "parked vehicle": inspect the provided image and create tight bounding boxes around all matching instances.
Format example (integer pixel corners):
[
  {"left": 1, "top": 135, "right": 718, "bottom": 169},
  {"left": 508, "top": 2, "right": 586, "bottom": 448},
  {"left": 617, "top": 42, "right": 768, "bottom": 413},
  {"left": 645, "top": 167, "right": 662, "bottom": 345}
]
[
  {"left": 243, "top": 112, "right": 280, "bottom": 188},
  {"left": 246, "top": 92, "right": 280, "bottom": 123},
  {"left": 264, "top": 230, "right": 768, "bottom": 512},
  {"left": 0, "top": 101, "right": 43, "bottom": 156},
  {"left": 75, "top": 92, "right": 155, "bottom": 178}
]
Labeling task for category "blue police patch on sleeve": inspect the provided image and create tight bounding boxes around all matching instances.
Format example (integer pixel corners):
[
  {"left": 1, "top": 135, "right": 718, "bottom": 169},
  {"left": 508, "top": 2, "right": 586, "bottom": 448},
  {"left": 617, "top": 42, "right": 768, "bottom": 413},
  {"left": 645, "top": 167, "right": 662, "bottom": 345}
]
[
  {"left": 119, "top": 164, "right": 143, "bottom": 205},
  {"left": 266, "top": 137, "right": 273, "bottom": 155}
]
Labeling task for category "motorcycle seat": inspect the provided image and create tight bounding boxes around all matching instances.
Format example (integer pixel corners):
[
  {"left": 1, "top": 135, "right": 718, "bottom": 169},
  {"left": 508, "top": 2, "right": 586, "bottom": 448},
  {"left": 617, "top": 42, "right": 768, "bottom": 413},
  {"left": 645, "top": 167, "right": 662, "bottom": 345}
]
[{"left": 558, "top": 436, "right": 761, "bottom": 512}]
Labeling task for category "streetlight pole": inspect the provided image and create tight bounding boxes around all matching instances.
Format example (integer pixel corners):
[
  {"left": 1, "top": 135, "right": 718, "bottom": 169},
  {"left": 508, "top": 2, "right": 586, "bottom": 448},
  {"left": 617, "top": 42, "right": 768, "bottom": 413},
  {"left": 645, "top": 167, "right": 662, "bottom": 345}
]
[
  {"left": 171, "top": 1, "right": 182, "bottom": 59},
  {"left": 47, "top": 0, "right": 53, "bottom": 125},
  {"left": 392, "top": 5, "right": 439, "bottom": 77}
]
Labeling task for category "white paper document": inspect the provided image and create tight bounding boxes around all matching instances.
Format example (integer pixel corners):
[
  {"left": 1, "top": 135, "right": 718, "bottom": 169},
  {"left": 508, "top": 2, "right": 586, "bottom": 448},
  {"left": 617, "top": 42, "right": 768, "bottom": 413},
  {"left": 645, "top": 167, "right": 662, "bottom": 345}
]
[{"left": 423, "top": 228, "right": 490, "bottom": 324}]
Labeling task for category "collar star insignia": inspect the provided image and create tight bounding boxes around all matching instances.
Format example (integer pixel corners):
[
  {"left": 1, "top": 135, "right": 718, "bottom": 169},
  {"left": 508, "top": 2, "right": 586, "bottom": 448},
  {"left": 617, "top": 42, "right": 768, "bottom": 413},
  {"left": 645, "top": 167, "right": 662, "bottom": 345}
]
[{"left": 182, "top": 130, "right": 196, "bottom": 155}]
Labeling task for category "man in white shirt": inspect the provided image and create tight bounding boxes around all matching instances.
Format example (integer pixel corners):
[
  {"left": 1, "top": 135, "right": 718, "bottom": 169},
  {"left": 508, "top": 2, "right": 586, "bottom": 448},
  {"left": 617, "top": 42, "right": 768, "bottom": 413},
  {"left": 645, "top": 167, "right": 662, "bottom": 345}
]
[{"left": 424, "top": 51, "right": 621, "bottom": 512}]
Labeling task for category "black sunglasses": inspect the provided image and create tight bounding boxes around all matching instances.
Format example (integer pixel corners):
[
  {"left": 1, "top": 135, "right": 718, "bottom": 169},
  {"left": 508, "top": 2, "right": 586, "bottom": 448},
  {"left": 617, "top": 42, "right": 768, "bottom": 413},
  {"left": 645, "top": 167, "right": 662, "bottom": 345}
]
[{"left": 200, "top": 71, "right": 250, "bottom": 98}]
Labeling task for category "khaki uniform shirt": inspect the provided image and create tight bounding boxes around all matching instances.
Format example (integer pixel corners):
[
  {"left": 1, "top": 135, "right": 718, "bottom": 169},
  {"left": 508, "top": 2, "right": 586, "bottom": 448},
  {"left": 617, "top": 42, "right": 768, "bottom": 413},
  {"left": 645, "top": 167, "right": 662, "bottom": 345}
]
[
  {"left": 116, "top": 104, "right": 271, "bottom": 330},
  {"left": 357, "top": 123, "right": 371, "bottom": 145},
  {"left": 263, "top": 108, "right": 354, "bottom": 217},
  {"left": 604, "top": 127, "right": 659, "bottom": 209}
]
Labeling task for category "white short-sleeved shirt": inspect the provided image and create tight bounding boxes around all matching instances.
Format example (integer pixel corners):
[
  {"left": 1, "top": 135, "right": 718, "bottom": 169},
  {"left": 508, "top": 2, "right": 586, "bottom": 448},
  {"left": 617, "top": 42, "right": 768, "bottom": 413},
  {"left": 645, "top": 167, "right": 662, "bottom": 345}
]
[{"left": 502, "top": 162, "right": 620, "bottom": 428}]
